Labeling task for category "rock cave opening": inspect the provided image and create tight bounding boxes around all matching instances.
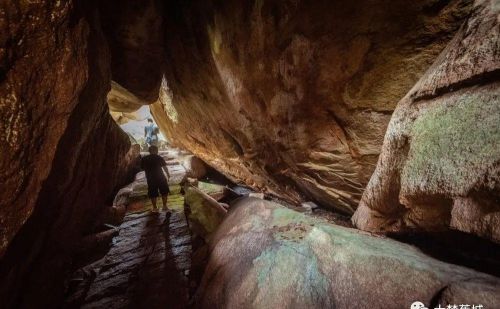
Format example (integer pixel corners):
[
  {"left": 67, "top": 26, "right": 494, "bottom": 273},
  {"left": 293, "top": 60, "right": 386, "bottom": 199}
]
[{"left": 1, "top": 0, "right": 500, "bottom": 308}]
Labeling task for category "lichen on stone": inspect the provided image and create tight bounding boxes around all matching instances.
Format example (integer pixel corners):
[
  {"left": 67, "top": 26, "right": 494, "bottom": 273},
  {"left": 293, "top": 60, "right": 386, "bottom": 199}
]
[{"left": 402, "top": 88, "right": 500, "bottom": 197}]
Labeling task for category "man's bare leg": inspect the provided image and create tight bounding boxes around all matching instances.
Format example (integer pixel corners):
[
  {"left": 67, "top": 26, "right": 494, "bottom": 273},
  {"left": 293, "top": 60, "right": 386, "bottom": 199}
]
[
  {"left": 151, "top": 197, "right": 159, "bottom": 212},
  {"left": 161, "top": 194, "right": 170, "bottom": 213}
]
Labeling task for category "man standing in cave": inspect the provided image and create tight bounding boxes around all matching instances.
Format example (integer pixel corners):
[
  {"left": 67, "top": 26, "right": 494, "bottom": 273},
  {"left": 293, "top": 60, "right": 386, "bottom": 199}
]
[
  {"left": 141, "top": 145, "right": 171, "bottom": 214},
  {"left": 144, "top": 118, "right": 159, "bottom": 147}
]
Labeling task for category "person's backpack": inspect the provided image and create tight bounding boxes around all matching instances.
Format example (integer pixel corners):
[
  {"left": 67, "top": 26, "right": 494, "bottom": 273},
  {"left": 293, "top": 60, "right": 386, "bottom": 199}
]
[{"left": 153, "top": 126, "right": 160, "bottom": 135}]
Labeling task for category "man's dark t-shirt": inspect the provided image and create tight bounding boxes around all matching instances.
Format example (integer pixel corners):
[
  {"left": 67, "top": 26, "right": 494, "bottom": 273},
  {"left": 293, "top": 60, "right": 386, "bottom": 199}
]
[{"left": 141, "top": 154, "right": 169, "bottom": 197}]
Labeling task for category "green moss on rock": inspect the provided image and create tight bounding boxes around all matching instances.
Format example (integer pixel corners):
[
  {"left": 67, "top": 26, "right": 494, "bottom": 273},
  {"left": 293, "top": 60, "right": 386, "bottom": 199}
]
[{"left": 402, "top": 89, "right": 500, "bottom": 196}]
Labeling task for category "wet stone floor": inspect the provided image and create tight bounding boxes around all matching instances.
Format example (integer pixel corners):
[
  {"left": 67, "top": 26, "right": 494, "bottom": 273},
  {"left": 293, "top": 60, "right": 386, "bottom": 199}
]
[{"left": 65, "top": 185, "right": 192, "bottom": 309}]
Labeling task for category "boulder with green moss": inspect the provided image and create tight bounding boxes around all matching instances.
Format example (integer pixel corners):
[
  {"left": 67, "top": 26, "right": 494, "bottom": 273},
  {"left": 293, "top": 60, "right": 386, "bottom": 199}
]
[
  {"left": 353, "top": 0, "right": 500, "bottom": 242},
  {"left": 184, "top": 184, "right": 227, "bottom": 241},
  {"left": 197, "top": 198, "right": 500, "bottom": 308}
]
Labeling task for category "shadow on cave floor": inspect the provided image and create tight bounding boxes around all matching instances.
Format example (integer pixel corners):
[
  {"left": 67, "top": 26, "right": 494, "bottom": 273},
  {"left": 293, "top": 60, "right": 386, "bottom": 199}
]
[
  {"left": 388, "top": 230, "right": 500, "bottom": 278},
  {"left": 64, "top": 187, "right": 191, "bottom": 309}
]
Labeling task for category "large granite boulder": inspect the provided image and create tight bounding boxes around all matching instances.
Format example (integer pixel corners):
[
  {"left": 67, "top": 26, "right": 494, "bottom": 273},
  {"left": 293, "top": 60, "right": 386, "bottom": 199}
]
[
  {"left": 107, "top": 81, "right": 147, "bottom": 125},
  {"left": 0, "top": 1, "right": 137, "bottom": 307},
  {"left": 197, "top": 198, "right": 500, "bottom": 308},
  {"left": 98, "top": 0, "right": 165, "bottom": 102},
  {"left": 148, "top": 0, "right": 472, "bottom": 213},
  {"left": 352, "top": 0, "right": 500, "bottom": 243},
  {"left": 184, "top": 184, "right": 227, "bottom": 241},
  {"left": 182, "top": 155, "right": 208, "bottom": 180}
]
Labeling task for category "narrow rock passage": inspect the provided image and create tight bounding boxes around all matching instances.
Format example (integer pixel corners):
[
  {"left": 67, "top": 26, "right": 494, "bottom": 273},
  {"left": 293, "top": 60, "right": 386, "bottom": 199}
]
[{"left": 65, "top": 152, "right": 192, "bottom": 309}]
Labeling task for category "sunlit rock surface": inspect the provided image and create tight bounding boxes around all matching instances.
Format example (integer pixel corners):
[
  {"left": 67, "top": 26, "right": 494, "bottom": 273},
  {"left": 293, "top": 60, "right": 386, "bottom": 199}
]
[
  {"left": 184, "top": 183, "right": 227, "bottom": 240},
  {"left": 107, "top": 81, "right": 147, "bottom": 125},
  {"left": 353, "top": 0, "right": 500, "bottom": 243},
  {"left": 197, "top": 198, "right": 500, "bottom": 308},
  {"left": 0, "top": 2, "right": 138, "bottom": 307},
  {"left": 150, "top": 0, "right": 471, "bottom": 213},
  {"left": 182, "top": 155, "right": 208, "bottom": 179}
]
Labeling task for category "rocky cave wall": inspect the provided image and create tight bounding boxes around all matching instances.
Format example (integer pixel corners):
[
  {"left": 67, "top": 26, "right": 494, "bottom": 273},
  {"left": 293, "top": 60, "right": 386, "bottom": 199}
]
[
  {"left": 150, "top": 0, "right": 472, "bottom": 214},
  {"left": 0, "top": 0, "right": 497, "bottom": 306},
  {"left": 99, "top": 0, "right": 166, "bottom": 102},
  {"left": 0, "top": 1, "right": 137, "bottom": 307},
  {"left": 353, "top": 0, "right": 500, "bottom": 243}
]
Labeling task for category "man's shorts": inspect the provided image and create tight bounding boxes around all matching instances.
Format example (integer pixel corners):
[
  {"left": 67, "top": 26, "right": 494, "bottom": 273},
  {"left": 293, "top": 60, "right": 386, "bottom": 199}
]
[{"left": 147, "top": 178, "right": 170, "bottom": 198}]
